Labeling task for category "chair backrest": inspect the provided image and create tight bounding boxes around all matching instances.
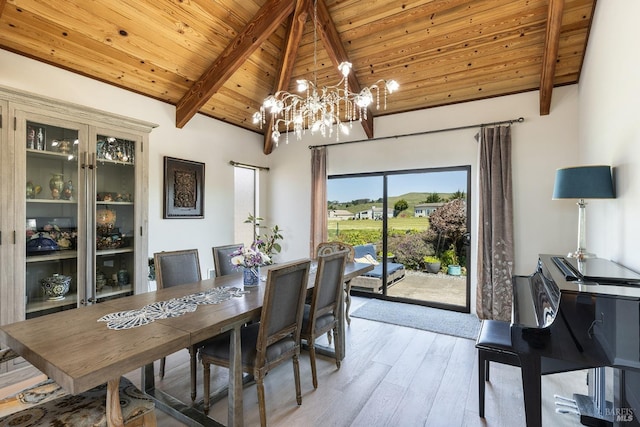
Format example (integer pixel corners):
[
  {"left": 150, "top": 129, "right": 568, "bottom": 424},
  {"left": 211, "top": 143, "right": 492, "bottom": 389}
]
[
  {"left": 212, "top": 244, "right": 243, "bottom": 277},
  {"left": 310, "top": 250, "right": 349, "bottom": 321},
  {"left": 316, "top": 242, "right": 354, "bottom": 262},
  {"left": 255, "top": 260, "right": 311, "bottom": 365},
  {"left": 154, "top": 249, "right": 201, "bottom": 289}
]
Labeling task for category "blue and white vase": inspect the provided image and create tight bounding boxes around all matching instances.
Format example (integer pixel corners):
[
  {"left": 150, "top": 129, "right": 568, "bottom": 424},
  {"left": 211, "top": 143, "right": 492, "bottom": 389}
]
[{"left": 243, "top": 267, "right": 260, "bottom": 287}]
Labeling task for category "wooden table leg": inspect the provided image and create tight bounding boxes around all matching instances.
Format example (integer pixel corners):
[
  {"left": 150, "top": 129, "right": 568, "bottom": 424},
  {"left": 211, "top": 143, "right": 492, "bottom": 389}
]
[
  {"left": 106, "top": 377, "right": 124, "bottom": 427},
  {"left": 228, "top": 324, "right": 244, "bottom": 427}
]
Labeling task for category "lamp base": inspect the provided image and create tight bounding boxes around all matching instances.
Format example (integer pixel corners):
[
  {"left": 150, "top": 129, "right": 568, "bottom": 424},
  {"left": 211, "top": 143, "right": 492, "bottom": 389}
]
[{"left": 567, "top": 249, "right": 596, "bottom": 260}]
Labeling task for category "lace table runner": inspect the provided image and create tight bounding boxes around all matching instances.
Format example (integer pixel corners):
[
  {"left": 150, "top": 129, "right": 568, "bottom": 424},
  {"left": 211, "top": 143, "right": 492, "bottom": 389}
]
[{"left": 98, "top": 286, "right": 248, "bottom": 330}]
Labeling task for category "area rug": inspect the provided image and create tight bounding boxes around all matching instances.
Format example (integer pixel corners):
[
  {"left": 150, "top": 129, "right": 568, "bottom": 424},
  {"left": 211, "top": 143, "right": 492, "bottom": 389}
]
[{"left": 350, "top": 299, "right": 481, "bottom": 340}]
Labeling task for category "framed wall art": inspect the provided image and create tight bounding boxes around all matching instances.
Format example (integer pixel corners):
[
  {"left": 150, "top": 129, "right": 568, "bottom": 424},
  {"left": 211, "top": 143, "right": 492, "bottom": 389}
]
[{"left": 163, "top": 156, "right": 205, "bottom": 219}]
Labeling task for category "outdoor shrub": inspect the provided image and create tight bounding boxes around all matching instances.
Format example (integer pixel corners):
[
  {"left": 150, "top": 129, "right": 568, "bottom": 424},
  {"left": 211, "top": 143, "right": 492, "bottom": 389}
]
[
  {"left": 440, "top": 245, "right": 459, "bottom": 266},
  {"left": 392, "top": 233, "right": 433, "bottom": 270},
  {"left": 336, "top": 229, "right": 381, "bottom": 246}
]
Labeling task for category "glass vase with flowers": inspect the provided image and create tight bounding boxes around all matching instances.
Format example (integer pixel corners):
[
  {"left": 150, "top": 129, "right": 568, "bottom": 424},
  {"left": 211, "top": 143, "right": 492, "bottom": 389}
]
[{"left": 230, "top": 242, "right": 271, "bottom": 287}]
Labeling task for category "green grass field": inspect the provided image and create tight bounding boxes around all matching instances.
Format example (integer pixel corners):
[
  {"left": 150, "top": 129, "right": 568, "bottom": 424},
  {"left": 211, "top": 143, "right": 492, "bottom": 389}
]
[{"left": 328, "top": 217, "right": 430, "bottom": 233}]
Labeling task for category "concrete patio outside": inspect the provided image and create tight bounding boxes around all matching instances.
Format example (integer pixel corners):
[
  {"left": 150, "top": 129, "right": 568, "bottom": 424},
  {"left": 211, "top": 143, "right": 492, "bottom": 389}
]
[{"left": 384, "top": 270, "right": 468, "bottom": 307}]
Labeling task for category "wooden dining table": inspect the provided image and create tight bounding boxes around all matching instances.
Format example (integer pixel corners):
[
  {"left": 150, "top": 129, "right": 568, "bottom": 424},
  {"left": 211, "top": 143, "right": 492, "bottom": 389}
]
[{"left": 0, "top": 260, "right": 373, "bottom": 427}]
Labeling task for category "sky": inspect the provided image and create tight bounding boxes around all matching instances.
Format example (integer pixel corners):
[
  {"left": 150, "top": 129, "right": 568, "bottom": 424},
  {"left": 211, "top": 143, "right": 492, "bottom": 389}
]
[{"left": 327, "top": 170, "right": 468, "bottom": 202}]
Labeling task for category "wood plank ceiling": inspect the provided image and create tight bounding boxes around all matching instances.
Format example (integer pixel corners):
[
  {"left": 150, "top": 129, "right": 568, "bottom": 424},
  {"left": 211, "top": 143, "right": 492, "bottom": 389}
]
[{"left": 0, "top": 0, "right": 596, "bottom": 154}]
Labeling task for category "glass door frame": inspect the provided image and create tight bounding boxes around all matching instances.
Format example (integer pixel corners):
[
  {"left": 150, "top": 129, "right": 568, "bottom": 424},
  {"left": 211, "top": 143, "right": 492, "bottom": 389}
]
[{"left": 328, "top": 165, "right": 471, "bottom": 313}]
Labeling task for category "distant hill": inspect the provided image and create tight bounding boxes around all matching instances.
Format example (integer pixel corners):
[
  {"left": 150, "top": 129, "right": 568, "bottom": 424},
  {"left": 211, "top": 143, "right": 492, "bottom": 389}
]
[{"left": 328, "top": 192, "right": 454, "bottom": 215}]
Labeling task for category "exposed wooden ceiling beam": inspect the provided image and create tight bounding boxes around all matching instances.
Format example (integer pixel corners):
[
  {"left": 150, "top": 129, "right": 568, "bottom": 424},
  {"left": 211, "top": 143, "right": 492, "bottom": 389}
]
[
  {"left": 264, "top": 0, "right": 310, "bottom": 155},
  {"left": 0, "top": 0, "right": 7, "bottom": 17},
  {"left": 539, "top": 0, "right": 565, "bottom": 116},
  {"left": 313, "top": 0, "right": 374, "bottom": 139},
  {"left": 175, "top": 0, "right": 295, "bottom": 129}
]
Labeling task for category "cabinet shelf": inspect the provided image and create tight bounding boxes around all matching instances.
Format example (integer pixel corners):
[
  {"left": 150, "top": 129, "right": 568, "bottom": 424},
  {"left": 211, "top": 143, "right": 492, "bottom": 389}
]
[
  {"left": 26, "top": 250, "right": 78, "bottom": 263},
  {"left": 26, "top": 148, "right": 77, "bottom": 160},
  {"left": 96, "top": 158, "right": 134, "bottom": 167},
  {"left": 96, "top": 247, "right": 133, "bottom": 256},
  {"left": 26, "top": 199, "right": 77, "bottom": 204},
  {"left": 26, "top": 293, "right": 78, "bottom": 314},
  {"left": 96, "top": 201, "right": 134, "bottom": 206}
]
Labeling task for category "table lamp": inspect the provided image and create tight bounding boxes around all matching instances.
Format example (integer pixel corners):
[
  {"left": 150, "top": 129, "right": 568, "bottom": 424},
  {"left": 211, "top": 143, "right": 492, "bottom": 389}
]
[{"left": 552, "top": 165, "right": 615, "bottom": 259}]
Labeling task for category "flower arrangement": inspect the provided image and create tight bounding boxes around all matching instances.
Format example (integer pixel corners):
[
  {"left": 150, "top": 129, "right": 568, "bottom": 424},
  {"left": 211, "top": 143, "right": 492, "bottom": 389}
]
[
  {"left": 244, "top": 214, "right": 283, "bottom": 259},
  {"left": 230, "top": 242, "right": 271, "bottom": 269}
]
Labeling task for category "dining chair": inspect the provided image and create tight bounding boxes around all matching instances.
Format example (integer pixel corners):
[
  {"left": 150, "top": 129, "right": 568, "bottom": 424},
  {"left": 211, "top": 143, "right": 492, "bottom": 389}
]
[
  {"left": 0, "top": 348, "right": 156, "bottom": 426},
  {"left": 153, "top": 249, "right": 202, "bottom": 401},
  {"left": 301, "top": 250, "right": 349, "bottom": 388},
  {"left": 212, "top": 243, "right": 243, "bottom": 277},
  {"left": 199, "top": 259, "right": 311, "bottom": 426},
  {"left": 316, "top": 241, "right": 355, "bottom": 328}
]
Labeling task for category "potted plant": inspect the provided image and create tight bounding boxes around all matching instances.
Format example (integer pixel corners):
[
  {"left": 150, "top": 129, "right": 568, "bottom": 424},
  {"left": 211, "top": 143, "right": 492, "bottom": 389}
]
[
  {"left": 244, "top": 214, "right": 283, "bottom": 262},
  {"left": 441, "top": 245, "right": 461, "bottom": 276},
  {"left": 423, "top": 255, "right": 442, "bottom": 274}
]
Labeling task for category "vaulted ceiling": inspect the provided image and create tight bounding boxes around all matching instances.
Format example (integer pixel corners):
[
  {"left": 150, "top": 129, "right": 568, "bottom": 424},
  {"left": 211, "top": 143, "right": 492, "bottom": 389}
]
[{"left": 0, "top": 0, "right": 596, "bottom": 153}]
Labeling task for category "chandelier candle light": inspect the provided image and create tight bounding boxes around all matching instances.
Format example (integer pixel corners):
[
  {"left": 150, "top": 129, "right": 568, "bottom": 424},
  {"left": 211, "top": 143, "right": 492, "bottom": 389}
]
[{"left": 253, "top": 0, "right": 399, "bottom": 146}]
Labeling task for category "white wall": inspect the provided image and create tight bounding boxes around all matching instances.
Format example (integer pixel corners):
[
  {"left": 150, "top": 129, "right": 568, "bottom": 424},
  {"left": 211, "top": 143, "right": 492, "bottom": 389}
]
[
  {"left": 269, "top": 85, "right": 581, "bottom": 313},
  {"left": 0, "top": 49, "right": 266, "bottom": 276},
  {"left": 578, "top": 0, "right": 640, "bottom": 272}
]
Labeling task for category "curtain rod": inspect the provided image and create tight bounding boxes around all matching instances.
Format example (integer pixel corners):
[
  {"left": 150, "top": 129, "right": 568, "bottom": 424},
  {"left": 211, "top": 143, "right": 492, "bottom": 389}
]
[
  {"left": 308, "top": 116, "right": 524, "bottom": 149},
  {"left": 229, "top": 160, "right": 270, "bottom": 171}
]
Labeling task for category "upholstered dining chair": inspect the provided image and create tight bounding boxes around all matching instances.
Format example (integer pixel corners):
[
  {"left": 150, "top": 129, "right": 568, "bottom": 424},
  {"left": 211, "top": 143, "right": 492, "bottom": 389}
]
[
  {"left": 301, "top": 250, "right": 349, "bottom": 388},
  {"left": 153, "top": 249, "right": 202, "bottom": 401},
  {"left": 212, "top": 243, "right": 243, "bottom": 277},
  {"left": 0, "top": 348, "right": 157, "bottom": 426},
  {"left": 199, "top": 259, "right": 311, "bottom": 426},
  {"left": 316, "top": 241, "right": 355, "bottom": 327}
]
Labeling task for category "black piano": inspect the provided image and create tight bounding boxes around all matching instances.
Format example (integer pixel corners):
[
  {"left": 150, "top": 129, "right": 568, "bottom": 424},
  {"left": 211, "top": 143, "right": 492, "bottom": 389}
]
[{"left": 512, "top": 254, "right": 640, "bottom": 427}]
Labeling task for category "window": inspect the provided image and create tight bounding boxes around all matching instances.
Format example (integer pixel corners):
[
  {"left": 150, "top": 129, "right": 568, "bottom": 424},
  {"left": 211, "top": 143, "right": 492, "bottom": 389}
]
[{"left": 233, "top": 165, "right": 258, "bottom": 245}]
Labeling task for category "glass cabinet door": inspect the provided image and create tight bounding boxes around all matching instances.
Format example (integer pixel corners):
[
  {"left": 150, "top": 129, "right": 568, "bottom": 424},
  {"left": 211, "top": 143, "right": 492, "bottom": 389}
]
[
  {"left": 93, "top": 133, "right": 137, "bottom": 302},
  {"left": 24, "top": 119, "right": 81, "bottom": 318}
]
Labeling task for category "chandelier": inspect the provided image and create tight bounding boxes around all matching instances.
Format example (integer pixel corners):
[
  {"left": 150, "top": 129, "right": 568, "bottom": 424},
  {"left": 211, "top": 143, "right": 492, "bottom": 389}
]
[{"left": 252, "top": 0, "right": 399, "bottom": 146}]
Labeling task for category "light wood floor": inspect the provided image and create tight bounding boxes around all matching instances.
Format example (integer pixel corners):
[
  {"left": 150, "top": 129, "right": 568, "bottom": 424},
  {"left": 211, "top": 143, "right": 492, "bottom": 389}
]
[{"left": 124, "top": 296, "right": 589, "bottom": 427}]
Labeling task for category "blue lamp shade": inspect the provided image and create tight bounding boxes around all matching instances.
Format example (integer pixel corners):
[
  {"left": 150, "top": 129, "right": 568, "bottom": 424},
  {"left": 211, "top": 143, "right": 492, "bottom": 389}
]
[{"left": 552, "top": 165, "right": 615, "bottom": 199}]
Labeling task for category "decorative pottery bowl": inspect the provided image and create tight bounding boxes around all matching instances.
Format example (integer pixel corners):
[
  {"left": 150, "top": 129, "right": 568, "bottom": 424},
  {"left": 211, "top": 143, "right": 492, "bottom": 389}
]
[
  {"left": 41, "top": 274, "right": 71, "bottom": 300},
  {"left": 27, "top": 233, "right": 59, "bottom": 255},
  {"left": 96, "top": 208, "right": 116, "bottom": 228}
]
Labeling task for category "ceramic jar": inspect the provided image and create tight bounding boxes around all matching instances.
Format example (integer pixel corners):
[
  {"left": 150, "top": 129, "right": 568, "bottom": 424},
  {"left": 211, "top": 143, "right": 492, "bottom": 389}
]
[
  {"left": 41, "top": 274, "right": 71, "bottom": 300},
  {"left": 243, "top": 267, "right": 260, "bottom": 287},
  {"left": 49, "top": 173, "right": 64, "bottom": 199}
]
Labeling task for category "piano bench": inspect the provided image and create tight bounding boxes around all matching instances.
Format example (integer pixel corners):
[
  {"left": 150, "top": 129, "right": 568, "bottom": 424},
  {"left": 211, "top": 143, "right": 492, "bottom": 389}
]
[{"left": 475, "top": 320, "right": 521, "bottom": 418}]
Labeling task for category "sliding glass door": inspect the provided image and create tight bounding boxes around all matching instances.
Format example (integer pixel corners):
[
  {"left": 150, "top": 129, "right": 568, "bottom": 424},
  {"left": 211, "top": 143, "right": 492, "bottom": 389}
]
[{"left": 327, "top": 166, "right": 470, "bottom": 312}]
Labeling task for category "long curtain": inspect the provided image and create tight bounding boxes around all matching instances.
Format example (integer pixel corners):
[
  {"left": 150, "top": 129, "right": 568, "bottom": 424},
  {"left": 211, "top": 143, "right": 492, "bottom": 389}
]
[
  {"left": 476, "top": 125, "right": 514, "bottom": 321},
  {"left": 310, "top": 147, "right": 327, "bottom": 258}
]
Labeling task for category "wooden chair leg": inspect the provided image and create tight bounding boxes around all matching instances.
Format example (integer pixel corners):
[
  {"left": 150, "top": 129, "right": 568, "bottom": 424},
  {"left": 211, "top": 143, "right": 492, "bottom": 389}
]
[
  {"left": 308, "top": 342, "right": 318, "bottom": 389},
  {"left": 293, "top": 354, "right": 302, "bottom": 405},
  {"left": 189, "top": 346, "right": 197, "bottom": 401},
  {"left": 203, "top": 362, "right": 211, "bottom": 415},
  {"left": 256, "top": 375, "right": 267, "bottom": 427},
  {"left": 345, "top": 280, "right": 352, "bottom": 325},
  {"left": 333, "top": 326, "right": 341, "bottom": 369},
  {"left": 159, "top": 357, "right": 166, "bottom": 378}
]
